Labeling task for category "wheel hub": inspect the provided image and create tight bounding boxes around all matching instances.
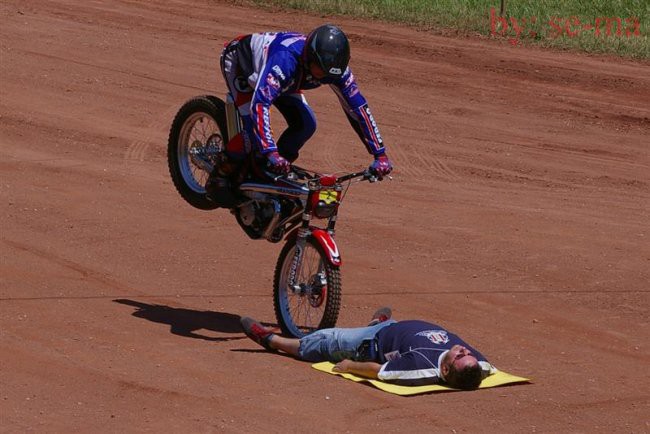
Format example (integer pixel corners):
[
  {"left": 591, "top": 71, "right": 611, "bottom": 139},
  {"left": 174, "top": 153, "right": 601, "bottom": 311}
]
[{"left": 289, "top": 273, "right": 327, "bottom": 308}]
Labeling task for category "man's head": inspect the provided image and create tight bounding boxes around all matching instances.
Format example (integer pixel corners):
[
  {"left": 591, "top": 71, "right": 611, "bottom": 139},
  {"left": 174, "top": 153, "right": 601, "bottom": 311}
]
[
  {"left": 440, "top": 345, "right": 483, "bottom": 390},
  {"left": 304, "top": 24, "right": 350, "bottom": 80}
]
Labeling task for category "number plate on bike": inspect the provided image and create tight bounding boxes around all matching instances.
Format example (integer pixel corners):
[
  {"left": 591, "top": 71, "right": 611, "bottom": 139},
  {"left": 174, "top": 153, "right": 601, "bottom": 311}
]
[{"left": 319, "top": 189, "right": 338, "bottom": 204}]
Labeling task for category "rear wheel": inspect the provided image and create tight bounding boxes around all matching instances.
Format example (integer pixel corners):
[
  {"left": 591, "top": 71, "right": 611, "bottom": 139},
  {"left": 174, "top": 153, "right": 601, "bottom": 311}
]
[
  {"left": 273, "top": 237, "right": 341, "bottom": 338},
  {"left": 167, "top": 95, "right": 227, "bottom": 210}
]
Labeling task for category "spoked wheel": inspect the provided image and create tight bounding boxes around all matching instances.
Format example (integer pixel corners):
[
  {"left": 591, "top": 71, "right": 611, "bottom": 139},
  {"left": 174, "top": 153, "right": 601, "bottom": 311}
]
[
  {"left": 167, "top": 95, "right": 228, "bottom": 210},
  {"left": 273, "top": 237, "right": 341, "bottom": 338}
]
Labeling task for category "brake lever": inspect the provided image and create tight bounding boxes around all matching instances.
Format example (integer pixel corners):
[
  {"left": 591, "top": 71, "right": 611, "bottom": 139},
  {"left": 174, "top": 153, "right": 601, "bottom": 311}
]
[{"left": 263, "top": 169, "right": 285, "bottom": 182}]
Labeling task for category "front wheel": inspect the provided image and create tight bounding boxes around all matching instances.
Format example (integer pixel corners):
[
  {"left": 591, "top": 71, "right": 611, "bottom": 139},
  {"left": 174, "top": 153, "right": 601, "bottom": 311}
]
[{"left": 273, "top": 237, "right": 341, "bottom": 338}]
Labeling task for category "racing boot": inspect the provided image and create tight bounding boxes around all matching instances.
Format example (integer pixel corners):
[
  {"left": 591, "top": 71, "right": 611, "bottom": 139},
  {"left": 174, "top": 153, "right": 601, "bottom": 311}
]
[
  {"left": 206, "top": 127, "right": 258, "bottom": 207},
  {"left": 205, "top": 172, "right": 238, "bottom": 208}
]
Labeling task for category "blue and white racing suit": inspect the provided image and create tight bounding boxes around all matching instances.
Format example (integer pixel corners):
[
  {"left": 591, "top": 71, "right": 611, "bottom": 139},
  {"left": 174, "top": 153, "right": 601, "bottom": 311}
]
[{"left": 220, "top": 32, "right": 386, "bottom": 161}]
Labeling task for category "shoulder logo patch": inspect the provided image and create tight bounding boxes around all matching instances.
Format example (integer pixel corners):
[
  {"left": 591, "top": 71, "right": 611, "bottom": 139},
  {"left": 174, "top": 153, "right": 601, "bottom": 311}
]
[{"left": 415, "top": 330, "right": 449, "bottom": 345}]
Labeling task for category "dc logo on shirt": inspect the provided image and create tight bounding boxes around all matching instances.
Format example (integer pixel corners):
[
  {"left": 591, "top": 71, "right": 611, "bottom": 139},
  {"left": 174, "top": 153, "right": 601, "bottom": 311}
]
[
  {"left": 416, "top": 330, "right": 449, "bottom": 345},
  {"left": 272, "top": 65, "right": 286, "bottom": 80}
]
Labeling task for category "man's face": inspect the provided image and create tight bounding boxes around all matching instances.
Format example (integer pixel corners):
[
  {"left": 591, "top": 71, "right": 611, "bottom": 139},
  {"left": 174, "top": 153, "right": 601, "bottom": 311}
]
[
  {"left": 444, "top": 345, "right": 479, "bottom": 372},
  {"left": 309, "top": 62, "right": 326, "bottom": 80}
]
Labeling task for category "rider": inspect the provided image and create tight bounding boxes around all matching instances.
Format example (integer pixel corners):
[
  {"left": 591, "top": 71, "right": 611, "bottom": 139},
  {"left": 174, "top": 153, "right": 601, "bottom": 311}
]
[{"left": 206, "top": 24, "right": 393, "bottom": 204}]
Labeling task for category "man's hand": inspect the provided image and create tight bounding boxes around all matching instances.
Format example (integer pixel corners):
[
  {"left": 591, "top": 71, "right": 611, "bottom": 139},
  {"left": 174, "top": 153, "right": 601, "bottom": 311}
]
[
  {"left": 369, "top": 153, "right": 393, "bottom": 178},
  {"left": 332, "top": 359, "right": 381, "bottom": 379},
  {"left": 266, "top": 151, "right": 290, "bottom": 174},
  {"left": 333, "top": 359, "right": 355, "bottom": 373}
]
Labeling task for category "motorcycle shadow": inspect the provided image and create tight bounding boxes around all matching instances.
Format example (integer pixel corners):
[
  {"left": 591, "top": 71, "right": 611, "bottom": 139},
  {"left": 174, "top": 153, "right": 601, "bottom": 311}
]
[{"left": 113, "top": 298, "right": 244, "bottom": 342}]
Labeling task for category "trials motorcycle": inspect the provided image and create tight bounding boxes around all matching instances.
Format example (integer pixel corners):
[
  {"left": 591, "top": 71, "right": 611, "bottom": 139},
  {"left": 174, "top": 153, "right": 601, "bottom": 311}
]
[{"left": 167, "top": 94, "right": 382, "bottom": 337}]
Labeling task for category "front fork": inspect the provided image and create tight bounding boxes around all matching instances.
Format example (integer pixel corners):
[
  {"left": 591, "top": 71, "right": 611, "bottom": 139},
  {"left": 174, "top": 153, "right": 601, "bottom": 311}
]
[
  {"left": 287, "top": 214, "right": 341, "bottom": 292},
  {"left": 287, "top": 226, "right": 311, "bottom": 293}
]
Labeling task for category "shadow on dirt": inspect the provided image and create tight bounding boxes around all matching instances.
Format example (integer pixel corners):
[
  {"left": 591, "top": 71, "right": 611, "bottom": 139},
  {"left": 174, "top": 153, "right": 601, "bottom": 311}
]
[{"left": 113, "top": 299, "right": 243, "bottom": 342}]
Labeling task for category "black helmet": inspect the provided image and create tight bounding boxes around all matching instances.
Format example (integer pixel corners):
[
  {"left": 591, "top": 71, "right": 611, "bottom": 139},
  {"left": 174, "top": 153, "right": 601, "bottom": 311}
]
[{"left": 304, "top": 24, "right": 350, "bottom": 79}]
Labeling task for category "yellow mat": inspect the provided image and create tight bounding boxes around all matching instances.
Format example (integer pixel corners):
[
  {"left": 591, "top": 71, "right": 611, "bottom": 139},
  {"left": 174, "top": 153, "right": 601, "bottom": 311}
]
[{"left": 312, "top": 362, "right": 530, "bottom": 396}]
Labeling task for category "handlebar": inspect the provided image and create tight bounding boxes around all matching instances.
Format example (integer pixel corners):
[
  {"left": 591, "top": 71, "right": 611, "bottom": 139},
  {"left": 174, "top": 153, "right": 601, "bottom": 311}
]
[
  {"left": 337, "top": 170, "right": 393, "bottom": 183},
  {"left": 263, "top": 166, "right": 391, "bottom": 185},
  {"left": 336, "top": 170, "right": 370, "bottom": 183}
]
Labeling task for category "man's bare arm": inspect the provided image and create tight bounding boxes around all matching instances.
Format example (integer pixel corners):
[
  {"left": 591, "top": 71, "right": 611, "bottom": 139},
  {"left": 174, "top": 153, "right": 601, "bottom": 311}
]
[{"left": 332, "top": 360, "right": 382, "bottom": 379}]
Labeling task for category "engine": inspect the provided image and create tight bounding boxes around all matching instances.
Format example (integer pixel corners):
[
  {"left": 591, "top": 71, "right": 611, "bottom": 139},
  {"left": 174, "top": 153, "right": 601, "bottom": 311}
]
[
  {"left": 235, "top": 200, "right": 276, "bottom": 240},
  {"left": 235, "top": 193, "right": 303, "bottom": 242}
]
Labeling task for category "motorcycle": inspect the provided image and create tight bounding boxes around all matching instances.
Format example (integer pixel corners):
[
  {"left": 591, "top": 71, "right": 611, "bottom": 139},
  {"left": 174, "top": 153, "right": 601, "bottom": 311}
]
[{"left": 167, "top": 94, "right": 382, "bottom": 337}]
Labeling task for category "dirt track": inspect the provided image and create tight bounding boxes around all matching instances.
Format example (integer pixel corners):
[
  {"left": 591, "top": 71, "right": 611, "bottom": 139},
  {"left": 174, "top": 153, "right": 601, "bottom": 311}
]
[{"left": 1, "top": 0, "right": 649, "bottom": 431}]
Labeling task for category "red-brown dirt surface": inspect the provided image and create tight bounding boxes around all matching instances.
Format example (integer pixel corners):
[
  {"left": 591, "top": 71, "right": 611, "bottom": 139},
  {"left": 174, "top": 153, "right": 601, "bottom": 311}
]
[{"left": 1, "top": 0, "right": 649, "bottom": 432}]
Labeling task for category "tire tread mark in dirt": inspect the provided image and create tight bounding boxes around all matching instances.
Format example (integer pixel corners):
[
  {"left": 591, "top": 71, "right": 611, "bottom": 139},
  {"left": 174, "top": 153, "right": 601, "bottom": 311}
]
[
  {"left": 419, "top": 152, "right": 459, "bottom": 181},
  {"left": 124, "top": 140, "right": 149, "bottom": 162},
  {"left": 389, "top": 140, "right": 423, "bottom": 179},
  {"left": 19, "top": 49, "right": 210, "bottom": 92},
  {"left": 454, "top": 162, "right": 574, "bottom": 189},
  {"left": 0, "top": 293, "right": 270, "bottom": 302},
  {"left": 2, "top": 239, "right": 141, "bottom": 295},
  {"left": 319, "top": 135, "right": 345, "bottom": 174},
  {"left": 469, "top": 296, "right": 649, "bottom": 363},
  {"left": 466, "top": 135, "right": 649, "bottom": 172},
  {"left": 531, "top": 143, "right": 649, "bottom": 170},
  {"left": 125, "top": 105, "right": 178, "bottom": 162}
]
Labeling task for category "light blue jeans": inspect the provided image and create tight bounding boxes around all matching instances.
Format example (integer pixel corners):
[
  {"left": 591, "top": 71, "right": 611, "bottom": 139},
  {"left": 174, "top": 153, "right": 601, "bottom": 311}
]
[{"left": 298, "top": 320, "right": 396, "bottom": 362}]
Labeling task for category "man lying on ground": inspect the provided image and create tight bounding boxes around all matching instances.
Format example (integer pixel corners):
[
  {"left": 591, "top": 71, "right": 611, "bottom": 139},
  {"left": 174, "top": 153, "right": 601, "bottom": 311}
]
[{"left": 240, "top": 308, "right": 497, "bottom": 389}]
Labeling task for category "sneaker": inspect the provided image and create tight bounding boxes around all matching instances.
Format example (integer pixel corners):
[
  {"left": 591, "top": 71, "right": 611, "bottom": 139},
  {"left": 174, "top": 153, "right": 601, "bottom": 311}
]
[
  {"left": 368, "top": 307, "right": 392, "bottom": 326},
  {"left": 240, "top": 317, "right": 276, "bottom": 351}
]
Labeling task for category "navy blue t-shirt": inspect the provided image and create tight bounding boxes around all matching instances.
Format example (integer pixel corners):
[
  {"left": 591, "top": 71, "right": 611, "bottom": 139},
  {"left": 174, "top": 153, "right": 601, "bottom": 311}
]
[{"left": 374, "top": 320, "right": 494, "bottom": 385}]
